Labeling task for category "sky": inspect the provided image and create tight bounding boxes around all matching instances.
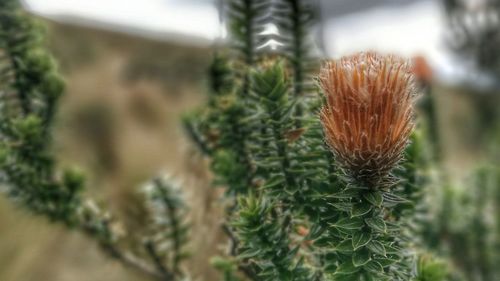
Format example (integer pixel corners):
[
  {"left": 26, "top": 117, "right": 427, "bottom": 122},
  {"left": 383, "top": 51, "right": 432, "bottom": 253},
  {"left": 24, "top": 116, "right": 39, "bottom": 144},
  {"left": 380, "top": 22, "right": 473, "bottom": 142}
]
[
  {"left": 24, "top": 0, "right": 465, "bottom": 83},
  {"left": 24, "top": 0, "right": 443, "bottom": 55},
  {"left": 323, "top": 0, "right": 491, "bottom": 86},
  {"left": 23, "top": 0, "right": 221, "bottom": 44},
  {"left": 324, "top": 1, "right": 446, "bottom": 68}
]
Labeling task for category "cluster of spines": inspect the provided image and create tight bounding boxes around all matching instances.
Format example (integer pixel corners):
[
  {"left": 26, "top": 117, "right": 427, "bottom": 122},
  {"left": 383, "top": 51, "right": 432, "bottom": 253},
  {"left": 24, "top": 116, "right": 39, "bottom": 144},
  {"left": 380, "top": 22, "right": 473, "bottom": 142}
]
[
  {"left": 273, "top": 0, "right": 319, "bottom": 100},
  {"left": 233, "top": 195, "right": 312, "bottom": 281},
  {"left": 142, "top": 176, "right": 191, "bottom": 277},
  {"left": 0, "top": 0, "right": 81, "bottom": 224}
]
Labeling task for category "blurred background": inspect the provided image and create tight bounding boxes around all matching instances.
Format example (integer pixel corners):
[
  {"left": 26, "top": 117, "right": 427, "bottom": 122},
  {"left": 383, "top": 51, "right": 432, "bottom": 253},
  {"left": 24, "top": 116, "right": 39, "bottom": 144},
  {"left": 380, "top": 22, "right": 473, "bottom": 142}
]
[{"left": 1, "top": 0, "right": 499, "bottom": 280}]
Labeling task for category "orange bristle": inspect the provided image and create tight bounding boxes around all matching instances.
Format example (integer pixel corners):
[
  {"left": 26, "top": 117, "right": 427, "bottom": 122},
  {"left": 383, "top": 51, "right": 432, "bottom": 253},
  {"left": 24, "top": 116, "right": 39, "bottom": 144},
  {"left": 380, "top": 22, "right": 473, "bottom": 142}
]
[{"left": 319, "top": 52, "right": 417, "bottom": 188}]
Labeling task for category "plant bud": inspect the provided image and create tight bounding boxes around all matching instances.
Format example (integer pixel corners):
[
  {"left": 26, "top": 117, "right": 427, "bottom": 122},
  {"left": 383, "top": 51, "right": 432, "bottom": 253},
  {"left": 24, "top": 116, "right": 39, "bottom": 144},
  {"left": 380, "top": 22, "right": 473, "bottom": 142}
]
[{"left": 320, "top": 52, "right": 417, "bottom": 188}]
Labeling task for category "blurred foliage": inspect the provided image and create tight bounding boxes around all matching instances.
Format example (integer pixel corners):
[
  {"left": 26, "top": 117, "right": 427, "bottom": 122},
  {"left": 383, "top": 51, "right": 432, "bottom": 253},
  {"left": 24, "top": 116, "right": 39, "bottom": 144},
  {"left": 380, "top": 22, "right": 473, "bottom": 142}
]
[
  {"left": 414, "top": 254, "right": 450, "bottom": 281},
  {"left": 444, "top": 0, "right": 500, "bottom": 77},
  {"left": 421, "top": 166, "right": 500, "bottom": 281},
  {"left": 0, "top": 1, "right": 193, "bottom": 280},
  {"left": 0, "top": 0, "right": 80, "bottom": 225},
  {"left": 142, "top": 176, "right": 192, "bottom": 279}
]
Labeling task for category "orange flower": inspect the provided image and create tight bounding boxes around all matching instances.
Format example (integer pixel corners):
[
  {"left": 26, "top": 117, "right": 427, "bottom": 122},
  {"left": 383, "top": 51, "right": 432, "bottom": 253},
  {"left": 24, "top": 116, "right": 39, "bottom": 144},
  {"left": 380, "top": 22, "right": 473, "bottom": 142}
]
[
  {"left": 319, "top": 52, "right": 417, "bottom": 188},
  {"left": 412, "top": 55, "right": 433, "bottom": 83}
]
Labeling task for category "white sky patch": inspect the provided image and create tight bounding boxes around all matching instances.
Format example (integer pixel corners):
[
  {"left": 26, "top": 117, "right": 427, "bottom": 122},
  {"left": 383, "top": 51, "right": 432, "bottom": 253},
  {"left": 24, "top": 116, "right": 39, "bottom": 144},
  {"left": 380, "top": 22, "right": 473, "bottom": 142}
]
[
  {"left": 323, "top": 0, "right": 465, "bottom": 81},
  {"left": 23, "top": 0, "right": 221, "bottom": 44},
  {"left": 324, "top": 1, "right": 445, "bottom": 61},
  {"left": 23, "top": 0, "right": 470, "bottom": 84}
]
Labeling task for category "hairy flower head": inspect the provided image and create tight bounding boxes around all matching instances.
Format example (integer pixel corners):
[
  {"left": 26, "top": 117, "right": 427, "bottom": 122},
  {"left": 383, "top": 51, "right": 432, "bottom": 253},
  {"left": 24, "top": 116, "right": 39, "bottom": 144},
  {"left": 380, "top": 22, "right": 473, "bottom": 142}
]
[{"left": 320, "top": 52, "right": 417, "bottom": 188}]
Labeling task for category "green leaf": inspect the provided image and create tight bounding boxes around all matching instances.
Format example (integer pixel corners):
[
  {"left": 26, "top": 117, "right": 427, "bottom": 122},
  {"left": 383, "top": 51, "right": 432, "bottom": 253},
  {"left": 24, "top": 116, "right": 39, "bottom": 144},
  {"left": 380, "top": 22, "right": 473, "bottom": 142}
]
[
  {"left": 363, "top": 191, "right": 383, "bottom": 207},
  {"left": 385, "top": 222, "right": 401, "bottom": 234},
  {"left": 363, "top": 260, "right": 384, "bottom": 273},
  {"left": 313, "top": 236, "right": 332, "bottom": 247},
  {"left": 366, "top": 240, "right": 386, "bottom": 257},
  {"left": 307, "top": 224, "right": 325, "bottom": 240},
  {"left": 330, "top": 188, "right": 359, "bottom": 199},
  {"left": 335, "top": 260, "right": 360, "bottom": 275},
  {"left": 334, "top": 217, "right": 364, "bottom": 230},
  {"left": 375, "top": 257, "right": 399, "bottom": 267},
  {"left": 286, "top": 246, "right": 300, "bottom": 261},
  {"left": 352, "top": 232, "right": 372, "bottom": 250},
  {"left": 329, "top": 202, "right": 353, "bottom": 212},
  {"left": 210, "top": 256, "right": 236, "bottom": 271},
  {"left": 324, "top": 263, "right": 337, "bottom": 274},
  {"left": 335, "top": 239, "right": 354, "bottom": 253},
  {"left": 238, "top": 247, "right": 261, "bottom": 259},
  {"left": 333, "top": 273, "right": 360, "bottom": 281},
  {"left": 351, "top": 203, "right": 372, "bottom": 217},
  {"left": 353, "top": 249, "right": 372, "bottom": 267},
  {"left": 384, "top": 244, "right": 402, "bottom": 256},
  {"left": 365, "top": 217, "right": 386, "bottom": 233},
  {"left": 328, "top": 227, "right": 345, "bottom": 239},
  {"left": 383, "top": 192, "right": 410, "bottom": 206},
  {"left": 262, "top": 177, "right": 285, "bottom": 189}
]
